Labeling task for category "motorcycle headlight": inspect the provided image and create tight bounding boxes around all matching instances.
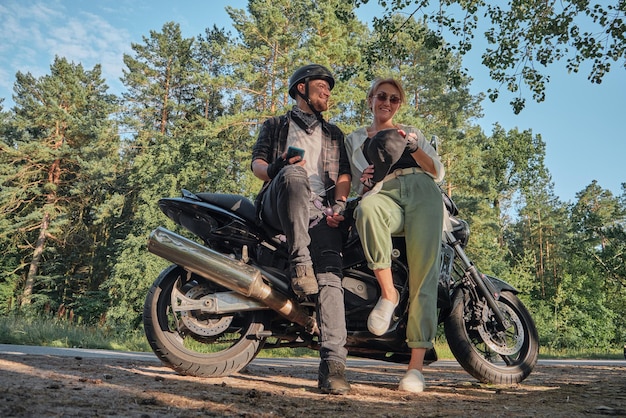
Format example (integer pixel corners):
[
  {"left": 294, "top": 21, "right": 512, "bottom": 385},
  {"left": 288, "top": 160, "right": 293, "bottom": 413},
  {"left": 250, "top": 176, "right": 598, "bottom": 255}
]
[{"left": 452, "top": 218, "right": 470, "bottom": 248}]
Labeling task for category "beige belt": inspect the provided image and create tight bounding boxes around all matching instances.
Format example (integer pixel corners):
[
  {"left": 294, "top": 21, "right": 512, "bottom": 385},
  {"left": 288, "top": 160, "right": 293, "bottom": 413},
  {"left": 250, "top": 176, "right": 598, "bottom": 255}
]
[
  {"left": 382, "top": 167, "right": 424, "bottom": 183},
  {"left": 363, "top": 167, "right": 425, "bottom": 198}
]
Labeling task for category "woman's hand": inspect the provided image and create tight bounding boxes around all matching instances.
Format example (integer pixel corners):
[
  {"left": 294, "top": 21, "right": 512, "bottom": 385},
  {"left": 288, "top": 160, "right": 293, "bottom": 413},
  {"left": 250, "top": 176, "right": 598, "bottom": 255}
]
[
  {"left": 360, "top": 164, "right": 376, "bottom": 191},
  {"left": 398, "top": 129, "right": 419, "bottom": 153}
]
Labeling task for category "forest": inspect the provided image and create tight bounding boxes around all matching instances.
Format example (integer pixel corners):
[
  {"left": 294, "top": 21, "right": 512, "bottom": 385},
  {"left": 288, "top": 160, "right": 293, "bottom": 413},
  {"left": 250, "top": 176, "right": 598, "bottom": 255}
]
[{"left": 0, "top": 0, "right": 624, "bottom": 352}]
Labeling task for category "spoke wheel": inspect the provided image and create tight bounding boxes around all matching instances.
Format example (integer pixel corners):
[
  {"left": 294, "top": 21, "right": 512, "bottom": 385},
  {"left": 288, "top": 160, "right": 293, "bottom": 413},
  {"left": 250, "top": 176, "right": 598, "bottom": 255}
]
[
  {"left": 143, "top": 265, "right": 266, "bottom": 378},
  {"left": 444, "top": 290, "right": 539, "bottom": 384}
]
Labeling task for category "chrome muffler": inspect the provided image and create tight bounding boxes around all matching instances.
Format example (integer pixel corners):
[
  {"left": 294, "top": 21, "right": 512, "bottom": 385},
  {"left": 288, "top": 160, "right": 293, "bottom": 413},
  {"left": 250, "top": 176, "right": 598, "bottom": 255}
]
[{"left": 147, "top": 227, "right": 317, "bottom": 333}]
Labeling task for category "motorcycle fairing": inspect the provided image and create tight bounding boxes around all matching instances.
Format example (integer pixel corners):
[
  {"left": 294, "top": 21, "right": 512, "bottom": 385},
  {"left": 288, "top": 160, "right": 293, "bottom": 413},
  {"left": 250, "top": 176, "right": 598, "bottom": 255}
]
[{"left": 158, "top": 195, "right": 260, "bottom": 246}]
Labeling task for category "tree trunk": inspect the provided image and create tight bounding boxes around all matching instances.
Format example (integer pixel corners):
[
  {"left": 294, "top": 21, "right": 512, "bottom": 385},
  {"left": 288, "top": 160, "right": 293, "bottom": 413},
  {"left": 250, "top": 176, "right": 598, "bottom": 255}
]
[
  {"left": 22, "top": 153, "right": 61, "bottom": 307},
  {"left": 21, "top": 212, "right": 50, "bottom": 306}
]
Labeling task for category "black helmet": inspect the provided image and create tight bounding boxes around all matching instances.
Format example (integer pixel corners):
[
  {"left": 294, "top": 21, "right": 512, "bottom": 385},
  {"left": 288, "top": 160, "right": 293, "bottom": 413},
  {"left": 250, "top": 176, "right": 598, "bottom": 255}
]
[{"left": 288, "top": 64, "right": 335, "bottom": 99}]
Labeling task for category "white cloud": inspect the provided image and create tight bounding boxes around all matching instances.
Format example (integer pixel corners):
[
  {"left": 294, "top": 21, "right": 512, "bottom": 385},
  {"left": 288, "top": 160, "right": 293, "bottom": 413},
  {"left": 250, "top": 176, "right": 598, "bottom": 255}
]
[{"left": 0, "top": 1, "right": 132, "bottom": 103}]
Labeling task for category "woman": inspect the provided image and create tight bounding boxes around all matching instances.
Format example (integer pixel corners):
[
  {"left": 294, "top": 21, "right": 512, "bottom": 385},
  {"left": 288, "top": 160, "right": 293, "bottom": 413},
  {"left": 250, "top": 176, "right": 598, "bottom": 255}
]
[{"left": 345, "top": 78, "right": 444, "bottom": 393}]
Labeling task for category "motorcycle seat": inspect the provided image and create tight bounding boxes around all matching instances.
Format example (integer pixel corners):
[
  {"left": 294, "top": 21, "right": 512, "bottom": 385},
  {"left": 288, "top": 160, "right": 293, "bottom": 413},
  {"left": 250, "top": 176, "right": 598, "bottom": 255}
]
[
  {"left": 195, "top": 193, "right": 257, "bottom": 224},
  {"left": 194, "top": 192, "right": 289, "bottom": 246}
]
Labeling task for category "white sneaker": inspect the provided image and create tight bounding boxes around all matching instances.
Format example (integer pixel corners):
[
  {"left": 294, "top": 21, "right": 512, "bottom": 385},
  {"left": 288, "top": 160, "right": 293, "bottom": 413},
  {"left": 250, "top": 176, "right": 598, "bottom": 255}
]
[
  {"left": 367, "top": 289, "right": 400, "bottom": 336},
  {"left": 398, "top": 369, "right": 425, "bottom": 393}
]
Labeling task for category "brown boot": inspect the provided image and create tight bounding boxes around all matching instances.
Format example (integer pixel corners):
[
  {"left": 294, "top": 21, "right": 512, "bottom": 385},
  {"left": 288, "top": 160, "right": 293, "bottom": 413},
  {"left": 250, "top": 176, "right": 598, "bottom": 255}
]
[
  {"left": 291, "top": 264, "right": 318, "bottom": 298},
  {"left": 318, "top": 360, "right": 351, "bottom": 395}
]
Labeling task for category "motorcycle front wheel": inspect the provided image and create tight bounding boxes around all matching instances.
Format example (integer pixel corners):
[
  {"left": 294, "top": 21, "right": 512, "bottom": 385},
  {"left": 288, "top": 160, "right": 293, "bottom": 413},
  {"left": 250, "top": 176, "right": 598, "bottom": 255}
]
[
  {"left": 444, "top": 290, "right": 539, "bottom": 384},
  {"left": 143, "top": 264, "right": 266, "bottom": 378}
]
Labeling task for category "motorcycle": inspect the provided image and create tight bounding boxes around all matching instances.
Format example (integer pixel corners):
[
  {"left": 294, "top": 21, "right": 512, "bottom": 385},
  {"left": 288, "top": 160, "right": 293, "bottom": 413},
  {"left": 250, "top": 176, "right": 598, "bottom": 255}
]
[{"left": 144, "top": 185, "right": 539, "bottom": 385}]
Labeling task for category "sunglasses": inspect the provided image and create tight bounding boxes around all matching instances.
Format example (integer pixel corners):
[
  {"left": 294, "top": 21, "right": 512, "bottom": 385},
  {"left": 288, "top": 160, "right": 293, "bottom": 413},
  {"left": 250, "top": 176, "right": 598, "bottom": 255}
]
[{"left": 373, "top": 92, "right": 401, "bottom": 104}]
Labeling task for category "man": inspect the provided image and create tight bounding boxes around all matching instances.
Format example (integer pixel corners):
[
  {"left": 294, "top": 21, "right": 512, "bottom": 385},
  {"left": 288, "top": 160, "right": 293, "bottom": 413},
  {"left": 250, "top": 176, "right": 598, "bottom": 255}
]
[{"left": 251, "top": 64, "right": 352, "bottom": 394}]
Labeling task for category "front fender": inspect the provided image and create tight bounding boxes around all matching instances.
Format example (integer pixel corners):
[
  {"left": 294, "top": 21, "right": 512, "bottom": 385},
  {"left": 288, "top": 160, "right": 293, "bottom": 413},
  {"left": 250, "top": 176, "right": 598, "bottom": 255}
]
[
  {"left": 485, "top": 274, "right": 518, "bottom": 294},
  {"left": 446, "top": 274, "right": 519, "bottom": 316}
]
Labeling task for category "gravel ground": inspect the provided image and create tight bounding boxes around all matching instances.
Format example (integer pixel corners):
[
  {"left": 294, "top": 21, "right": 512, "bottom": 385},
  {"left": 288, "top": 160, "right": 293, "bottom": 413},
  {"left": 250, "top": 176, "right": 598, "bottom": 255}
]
[{"left": 1, "top": 347, "right": 625, "bottom": 417}]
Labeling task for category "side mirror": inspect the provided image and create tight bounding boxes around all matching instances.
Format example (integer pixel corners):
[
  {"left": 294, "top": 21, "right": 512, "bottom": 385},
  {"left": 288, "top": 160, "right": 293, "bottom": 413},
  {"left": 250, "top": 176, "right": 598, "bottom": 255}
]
[{"left": 430, "top": 135, "right": 439, "bottom": 152}]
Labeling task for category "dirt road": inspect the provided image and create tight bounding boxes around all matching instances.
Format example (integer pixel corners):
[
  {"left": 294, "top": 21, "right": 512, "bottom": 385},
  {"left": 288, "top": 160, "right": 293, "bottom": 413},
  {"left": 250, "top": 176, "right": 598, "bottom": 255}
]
[{"left": 1, "top": 346, "right": 625, "bottom": 417}]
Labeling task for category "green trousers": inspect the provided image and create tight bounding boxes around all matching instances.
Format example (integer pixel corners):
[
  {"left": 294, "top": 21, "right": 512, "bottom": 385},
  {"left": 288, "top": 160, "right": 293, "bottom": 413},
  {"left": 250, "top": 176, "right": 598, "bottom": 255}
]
[{"left": 355, "top": 172, "right": 443, "bottom": 348}]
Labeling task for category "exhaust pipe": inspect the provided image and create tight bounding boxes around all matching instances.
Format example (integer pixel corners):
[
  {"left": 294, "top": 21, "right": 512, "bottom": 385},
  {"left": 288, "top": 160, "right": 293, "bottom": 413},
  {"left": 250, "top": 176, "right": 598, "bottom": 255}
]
[{"left": 148, "top": 227, "right": 317, "bottom": 333}]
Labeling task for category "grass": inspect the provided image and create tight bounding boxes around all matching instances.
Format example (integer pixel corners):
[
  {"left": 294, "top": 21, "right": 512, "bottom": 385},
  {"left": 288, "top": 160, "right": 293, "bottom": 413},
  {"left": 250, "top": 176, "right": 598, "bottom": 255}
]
[
  {"left": 0, "top": 314, "right": 150, "bottom": 352},
  {"left": 0, "top": 314, "right": 455, "bottom": 359},
  {"left": 1, "top": 314, "right": 623, "bottom": 360},
  {"left": 539, "top": 346, "right": 624, "bottom": 360}
]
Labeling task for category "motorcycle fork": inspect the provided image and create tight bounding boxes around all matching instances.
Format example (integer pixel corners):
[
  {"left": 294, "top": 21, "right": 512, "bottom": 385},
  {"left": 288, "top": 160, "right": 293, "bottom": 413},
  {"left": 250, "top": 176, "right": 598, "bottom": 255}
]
[{"left": 446, "top": 231, "right": 511, "bottom": 332}]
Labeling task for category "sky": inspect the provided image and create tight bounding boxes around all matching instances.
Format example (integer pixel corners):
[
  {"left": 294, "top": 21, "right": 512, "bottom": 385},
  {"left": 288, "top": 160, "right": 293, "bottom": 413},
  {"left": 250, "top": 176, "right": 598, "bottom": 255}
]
[{"left": 1, "top": 0, "right": 624, "bottom": 203}]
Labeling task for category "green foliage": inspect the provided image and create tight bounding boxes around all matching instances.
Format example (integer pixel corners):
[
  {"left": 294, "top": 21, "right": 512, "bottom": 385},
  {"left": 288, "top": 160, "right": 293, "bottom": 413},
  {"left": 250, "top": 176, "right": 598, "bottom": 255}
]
[{"left": 550, "top": 270, "right": 617, "bottom": 350}]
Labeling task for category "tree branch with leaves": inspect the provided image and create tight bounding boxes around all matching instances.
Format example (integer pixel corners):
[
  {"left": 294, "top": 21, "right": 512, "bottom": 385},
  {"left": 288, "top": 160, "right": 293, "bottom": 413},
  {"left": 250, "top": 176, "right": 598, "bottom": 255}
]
[{"left": 346, "top": 0, "right": 625, "bottom": 113}]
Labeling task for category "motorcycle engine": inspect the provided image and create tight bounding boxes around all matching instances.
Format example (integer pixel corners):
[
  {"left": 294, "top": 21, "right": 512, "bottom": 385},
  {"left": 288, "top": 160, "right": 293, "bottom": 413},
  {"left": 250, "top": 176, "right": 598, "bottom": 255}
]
[{"left": 342, "top": 270, "right": 379, "bottom": 309}]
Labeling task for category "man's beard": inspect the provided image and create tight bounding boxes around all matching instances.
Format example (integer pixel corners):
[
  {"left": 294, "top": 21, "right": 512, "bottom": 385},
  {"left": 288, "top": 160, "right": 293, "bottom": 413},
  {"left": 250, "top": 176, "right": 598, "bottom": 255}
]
[{"left": 312, "top": 98, "right": 328, "bottom": 112}]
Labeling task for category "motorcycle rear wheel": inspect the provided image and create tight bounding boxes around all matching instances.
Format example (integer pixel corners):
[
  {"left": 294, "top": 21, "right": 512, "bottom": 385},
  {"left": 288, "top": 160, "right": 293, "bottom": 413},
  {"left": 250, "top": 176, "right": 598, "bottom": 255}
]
[
  {"left": 444, "top": 290, "right": 539, "bottom": 384},
  {"left": 143, "top": 265, "right": 266, "bottom": 378}
]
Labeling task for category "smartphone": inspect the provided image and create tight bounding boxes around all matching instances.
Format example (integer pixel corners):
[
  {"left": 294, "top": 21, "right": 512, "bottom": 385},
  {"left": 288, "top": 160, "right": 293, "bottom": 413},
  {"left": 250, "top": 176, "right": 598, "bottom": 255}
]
[{"left": 286, "top": 146, "right": 305, "bottom": 160}]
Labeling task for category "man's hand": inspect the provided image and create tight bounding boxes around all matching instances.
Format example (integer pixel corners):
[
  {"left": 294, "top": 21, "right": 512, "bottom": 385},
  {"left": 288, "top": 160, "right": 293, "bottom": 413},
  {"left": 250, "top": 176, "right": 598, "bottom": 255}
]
[
  {"left": 266, "top": 155, "right": 287, "bottom": 179},
  {"left": 266, "top": 152, "right": 305, "bottom": 179},
  {"left": 325, "top": 212, "right": 345, "bottom": 228},
  {"left": 324, "top": 199, "right": 346, "bottom": 228}
]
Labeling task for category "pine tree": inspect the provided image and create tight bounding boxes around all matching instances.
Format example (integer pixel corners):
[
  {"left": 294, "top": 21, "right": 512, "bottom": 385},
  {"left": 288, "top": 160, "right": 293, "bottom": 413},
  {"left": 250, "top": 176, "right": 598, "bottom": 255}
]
[{"left": 0, "top": 57, "right": 120, "bottom": 317}]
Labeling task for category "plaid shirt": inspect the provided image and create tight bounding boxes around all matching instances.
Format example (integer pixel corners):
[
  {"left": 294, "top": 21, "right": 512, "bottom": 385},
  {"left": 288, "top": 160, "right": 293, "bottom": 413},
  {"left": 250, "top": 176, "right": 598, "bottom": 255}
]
[{"left": 252, "top": 109, "right": 350, "bottom": 203}]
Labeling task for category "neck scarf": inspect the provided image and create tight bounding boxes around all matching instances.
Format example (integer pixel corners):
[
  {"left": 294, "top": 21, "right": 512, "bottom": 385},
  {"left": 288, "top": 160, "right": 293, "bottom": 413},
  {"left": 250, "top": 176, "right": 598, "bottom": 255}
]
[{"left": 290, "top": 106, "right": 320, "bottom": 135}]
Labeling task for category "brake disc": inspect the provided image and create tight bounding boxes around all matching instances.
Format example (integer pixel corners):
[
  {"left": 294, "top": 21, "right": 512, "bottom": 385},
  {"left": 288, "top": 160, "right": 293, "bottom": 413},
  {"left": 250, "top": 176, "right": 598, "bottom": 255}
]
[
  {"left": 477, "top": 301, "right": 524, "bottom": 355},
  {"left": 179, "top": 285, "right": 234, "bottom": 337}
]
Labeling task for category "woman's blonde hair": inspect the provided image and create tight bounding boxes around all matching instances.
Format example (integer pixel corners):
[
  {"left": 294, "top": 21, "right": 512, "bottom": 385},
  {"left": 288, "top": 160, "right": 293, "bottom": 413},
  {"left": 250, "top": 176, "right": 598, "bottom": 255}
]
[{"left": 367, "top": 78, "right": 406, "bottom": 104}]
